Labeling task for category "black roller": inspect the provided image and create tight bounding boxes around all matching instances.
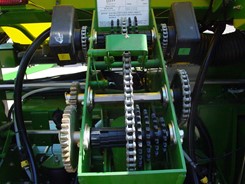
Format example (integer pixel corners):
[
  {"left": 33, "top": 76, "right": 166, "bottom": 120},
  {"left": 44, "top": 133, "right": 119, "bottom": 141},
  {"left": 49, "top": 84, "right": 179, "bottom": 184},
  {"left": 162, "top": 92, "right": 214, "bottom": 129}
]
[
  {"left": 90, "top": 127, "right": 126, "bottom": 148},
  {"left": 90, "top": 127, "right": 170, "bottom": 149}
]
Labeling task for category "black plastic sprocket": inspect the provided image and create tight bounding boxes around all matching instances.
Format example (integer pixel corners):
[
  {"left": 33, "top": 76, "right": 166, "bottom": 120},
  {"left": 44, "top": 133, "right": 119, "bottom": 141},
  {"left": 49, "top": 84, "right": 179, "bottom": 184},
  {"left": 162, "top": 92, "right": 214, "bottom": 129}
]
[
  {"left": 135, "top": 104, "right": 143, "bottom": 169},
  {"left": 152, "top": 113, "right": 159, "bottom": 157},
  {"left": 159, "top": 117, "right": 168, "bottom": 153},
  {"left": 143, "top": 109, "right": 151, "bottom": 162}
]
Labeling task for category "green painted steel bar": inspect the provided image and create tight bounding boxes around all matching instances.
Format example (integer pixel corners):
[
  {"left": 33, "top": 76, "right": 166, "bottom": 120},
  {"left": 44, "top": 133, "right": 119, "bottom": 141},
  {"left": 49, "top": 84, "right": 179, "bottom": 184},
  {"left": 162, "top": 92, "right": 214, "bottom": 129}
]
[
  {"left": 89, "top": 80, "right": 109, "bottom": 88},
  {"left": 78, "top": 10, "right": 96, "bottom": 177},
  {"left": 94, "top": 60, "right": 160, "bottom": 70},
  {"left": 88, "top": 49, "right": 107, "bottom": 57},
  {"left": 152, "top": 7, "right": 187, "bottom": 174}
]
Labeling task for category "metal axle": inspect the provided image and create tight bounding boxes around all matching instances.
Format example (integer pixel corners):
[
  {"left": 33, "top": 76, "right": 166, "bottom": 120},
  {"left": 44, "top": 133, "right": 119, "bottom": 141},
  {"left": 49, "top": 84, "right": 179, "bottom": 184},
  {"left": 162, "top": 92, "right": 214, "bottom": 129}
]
[
  {"left": 66, "top": 85, "right": 170, "bottom": 107},
  {"left": 0, "top": 82, "right": 85, "bottom": 90}
]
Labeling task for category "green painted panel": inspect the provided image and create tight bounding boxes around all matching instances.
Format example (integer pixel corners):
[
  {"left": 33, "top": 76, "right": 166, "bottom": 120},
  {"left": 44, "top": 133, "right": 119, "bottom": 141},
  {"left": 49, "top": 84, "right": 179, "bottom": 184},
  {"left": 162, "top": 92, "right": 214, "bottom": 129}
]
[
  {"left": 78, "top": 171, "right": 185, "bottom": 184},
  {"left": 106, "top": 34, "right": 148, "bottom": 56}
]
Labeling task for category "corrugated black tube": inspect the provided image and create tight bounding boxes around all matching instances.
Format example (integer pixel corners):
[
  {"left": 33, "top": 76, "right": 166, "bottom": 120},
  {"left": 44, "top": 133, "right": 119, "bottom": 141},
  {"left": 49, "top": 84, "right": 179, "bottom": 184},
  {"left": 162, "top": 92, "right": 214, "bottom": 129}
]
[{"left": 193, "top": 30, "right": 245, "bottom": 65}]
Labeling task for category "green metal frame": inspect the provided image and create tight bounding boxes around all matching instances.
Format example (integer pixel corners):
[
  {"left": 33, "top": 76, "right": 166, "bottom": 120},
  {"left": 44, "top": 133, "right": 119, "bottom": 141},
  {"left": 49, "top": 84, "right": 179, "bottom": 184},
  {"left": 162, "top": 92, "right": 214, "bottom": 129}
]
[
  {"left": 1, "top": 0, "right": 245, "bottom": 183},
  {"left": 76, "top": 9, "right": 186, "bottom": 184}
]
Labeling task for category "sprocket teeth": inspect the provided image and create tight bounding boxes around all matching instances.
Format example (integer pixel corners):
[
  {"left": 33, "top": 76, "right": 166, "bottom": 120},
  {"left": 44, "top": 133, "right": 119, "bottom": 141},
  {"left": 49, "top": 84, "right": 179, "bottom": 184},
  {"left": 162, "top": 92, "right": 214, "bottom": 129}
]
[
  {"left": 152, "top": 113, "right": 160, "bottom": 157},
  {"left": 160, "top": 117, "right": 168, "bottom": 153},
  {"left": 59, "top": 105, "right": 77, "bottom": 173},
  {"left": 171, "top": 69, "right": 191, "bottom": 123},
  {"left": 135, "top": 104, "right": 143, "bottom": 170},
  {"left": 143, "top": 109, "right": 151, "bottom": 163},
  {"left": 63, "top": 147, "right": 69, "bottom": 152},
  {"left": 67, "top": 82, "right": 80, "bottom": 106},
  {"left": 161, "top": 23, "right": 168, "bottom": 55},
  {"left": 60, "top": 136, "right": 69, "bottom": 141}
]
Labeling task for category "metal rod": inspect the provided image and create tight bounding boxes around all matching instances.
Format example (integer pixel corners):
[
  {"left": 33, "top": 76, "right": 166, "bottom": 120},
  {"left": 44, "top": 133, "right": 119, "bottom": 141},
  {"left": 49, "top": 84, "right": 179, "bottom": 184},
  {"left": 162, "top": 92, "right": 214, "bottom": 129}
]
[
  {"left": 95, "top": 92, "right": 161, "bottom": 103},
  {"left": 73, "top": 131, "right": 80, "bottom": 144},
  {"left": 26, "top": 130, "right": 60, "bottom": 135},
  {"left": 26, "top": 130, "right": 81, "bottom": 144},
  {"left": 66, "top": 92, "right": 162, "bottom": 103},
  {"left": 0, "top": 82, "right": 85, "bottom": 90},
  {"left": 26, "top": 130, "right": 80, "bottom": 141},
  {"left": 94, "top": 60, "right": 161, "bottom": 70}
]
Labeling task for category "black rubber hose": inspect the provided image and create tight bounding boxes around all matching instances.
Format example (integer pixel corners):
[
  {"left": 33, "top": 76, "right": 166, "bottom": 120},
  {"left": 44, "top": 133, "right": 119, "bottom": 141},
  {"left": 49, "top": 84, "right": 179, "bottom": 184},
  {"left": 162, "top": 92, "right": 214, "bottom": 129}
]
[
  {"left": 199, "top": 0, "right": 214, "bottom": 32},
  {"left": 187, "top": 23, "right": 225, "bottom": 183},
  {"left": 193, "top": 30, "right": 245, "bottom": 66},
  {"left": 196, "top": 116, "right": 215, "bottom": 182},
  {"left": 14, "top": 28, "right": 50, "bottom": 184}
]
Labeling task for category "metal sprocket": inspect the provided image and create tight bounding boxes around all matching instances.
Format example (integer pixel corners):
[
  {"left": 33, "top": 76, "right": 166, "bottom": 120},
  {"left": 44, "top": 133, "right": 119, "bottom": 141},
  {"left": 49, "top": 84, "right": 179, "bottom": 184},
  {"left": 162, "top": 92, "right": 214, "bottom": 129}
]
[
  {"left": 59, "top": 105, "right": 78, "bottom": 173},
  {"left": 67, "top": 82, "right": 80, "bottom": 106},
  {"left": 171, "top": 69, "right": 191, "bottom": 124},
  {"left": 135, "top": 104, "right": 143, "bottom": 169},
  {"left": 161, "top": 23, "right": 168, "bottom": 55},
  {"left": 143, "top": 109, "right": 151, "bottom": 162}
]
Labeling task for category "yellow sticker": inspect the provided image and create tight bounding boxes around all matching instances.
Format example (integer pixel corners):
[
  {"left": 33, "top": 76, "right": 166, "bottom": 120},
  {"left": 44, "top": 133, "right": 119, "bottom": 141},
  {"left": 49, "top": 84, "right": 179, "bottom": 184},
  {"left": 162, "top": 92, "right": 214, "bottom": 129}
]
[
  {"left": 200, "top": 176, "right": 208, "bottom": 184},
  {"left": 21, "top": 160, "right": 29, "bottom": 168},
  {"left": 58, "top": 53, "right": 71, "bottom": 61}
]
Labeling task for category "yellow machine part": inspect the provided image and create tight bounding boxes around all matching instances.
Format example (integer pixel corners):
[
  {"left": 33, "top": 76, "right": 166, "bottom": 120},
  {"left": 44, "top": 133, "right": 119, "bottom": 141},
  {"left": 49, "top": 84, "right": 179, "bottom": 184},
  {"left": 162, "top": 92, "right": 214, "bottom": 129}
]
[{"left": 1, "top": 23, "right": 50, "bottom": 44}]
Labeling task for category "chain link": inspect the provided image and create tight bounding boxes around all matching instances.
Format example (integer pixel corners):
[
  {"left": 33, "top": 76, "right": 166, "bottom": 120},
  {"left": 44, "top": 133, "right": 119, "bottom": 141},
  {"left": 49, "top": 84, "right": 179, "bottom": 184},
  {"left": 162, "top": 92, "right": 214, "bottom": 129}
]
[
  {"left": 161, "top": 23, "right": 168, "bottom": 55},
  {"left": 123, "top": 51, "right": 136, "bottom": 171}
]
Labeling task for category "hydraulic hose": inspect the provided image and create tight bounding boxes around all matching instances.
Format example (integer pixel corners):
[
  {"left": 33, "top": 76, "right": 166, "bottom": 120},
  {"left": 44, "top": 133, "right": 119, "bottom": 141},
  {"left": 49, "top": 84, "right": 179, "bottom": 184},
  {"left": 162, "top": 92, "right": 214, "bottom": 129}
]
[
  {"left": 196, "top": 116, "right": 215, "bottom": 182},
  {"left": 14, "top": 28, "right": 50, "bottom": 184},
  {"left": 187, "top": 23, "right": 225, "bottom": 183}
]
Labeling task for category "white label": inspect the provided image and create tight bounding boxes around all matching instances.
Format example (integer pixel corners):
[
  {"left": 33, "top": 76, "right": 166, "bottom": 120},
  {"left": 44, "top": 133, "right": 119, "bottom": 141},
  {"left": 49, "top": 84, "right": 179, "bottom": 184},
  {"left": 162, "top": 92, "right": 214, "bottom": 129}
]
[{"left": 97, "top": 0, "right": 149, "bottom": 27}]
